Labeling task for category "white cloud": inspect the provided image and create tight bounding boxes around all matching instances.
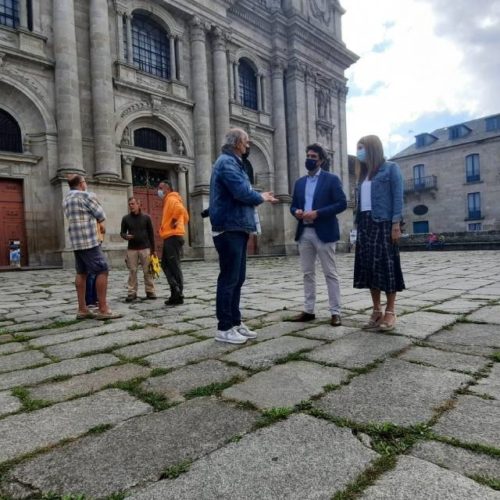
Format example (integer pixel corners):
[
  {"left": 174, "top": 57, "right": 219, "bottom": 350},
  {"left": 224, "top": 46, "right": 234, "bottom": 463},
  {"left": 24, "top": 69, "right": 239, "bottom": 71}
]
[{"left": 341, "top": 0, "right": 500, "bottom": 156}]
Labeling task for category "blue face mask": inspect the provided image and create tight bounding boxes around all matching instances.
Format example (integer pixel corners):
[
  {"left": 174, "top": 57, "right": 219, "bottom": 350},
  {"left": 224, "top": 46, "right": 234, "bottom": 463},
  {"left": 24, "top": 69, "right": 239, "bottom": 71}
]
[
  {"left": 157, "top": 189, "right": 164, "bottom": 199},
  {"left": 356, "top": 147, "right": 367, "bottom": 162},
  {"left": 305, "top": 158, "right": 318, "bottom": 171}
]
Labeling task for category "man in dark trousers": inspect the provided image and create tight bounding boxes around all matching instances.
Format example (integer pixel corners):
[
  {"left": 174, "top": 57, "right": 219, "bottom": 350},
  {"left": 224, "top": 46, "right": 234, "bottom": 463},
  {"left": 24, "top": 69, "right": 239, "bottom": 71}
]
[
  {"left": 120, "top": 197, "right": 156, "bottom": 301},
  {"left": 288, "top": 143, "right": 347, "bottom": 326}
]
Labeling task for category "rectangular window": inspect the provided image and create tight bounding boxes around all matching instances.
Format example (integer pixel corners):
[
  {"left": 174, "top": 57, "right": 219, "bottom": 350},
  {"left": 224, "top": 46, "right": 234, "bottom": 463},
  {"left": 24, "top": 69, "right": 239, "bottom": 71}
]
[
  {"left": 413, "top": 221, "right": 429, "bottom": 234},
  {"left": 486, "top": 115, "right": 500, "bottom": 132},
  {"left": 465, "top": 154, "right": 480, "bottom": 183},
  {"left": 413, "top": 164, "right": 425, "bottom": 189},
  {"left": 468, "top": 223, "right": 482, "bottom": 231},
  {"left": 0, "top": 0, "right": 19, "bottom": 28},
  {"left": 467, "top": 192, "right": 481, "bottom": 219}
]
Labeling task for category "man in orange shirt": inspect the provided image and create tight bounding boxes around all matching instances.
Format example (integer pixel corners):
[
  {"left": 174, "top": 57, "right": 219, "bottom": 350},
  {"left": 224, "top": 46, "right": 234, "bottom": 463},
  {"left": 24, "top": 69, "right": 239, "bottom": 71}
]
[{"left": 158, "top": 180, "right": 189, "bottom": 305}]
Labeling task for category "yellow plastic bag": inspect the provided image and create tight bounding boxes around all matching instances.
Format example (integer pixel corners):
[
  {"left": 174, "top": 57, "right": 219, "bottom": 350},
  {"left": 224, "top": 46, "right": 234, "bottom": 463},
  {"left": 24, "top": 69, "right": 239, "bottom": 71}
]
[{"left": 148, "top": 254, "right": 161, "bottom": 279}]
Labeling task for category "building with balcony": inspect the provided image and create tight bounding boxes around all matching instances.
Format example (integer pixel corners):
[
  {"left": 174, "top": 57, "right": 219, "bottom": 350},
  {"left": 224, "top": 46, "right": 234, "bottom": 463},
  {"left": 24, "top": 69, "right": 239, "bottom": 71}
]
[
  {"left": 391, "top": 114, "right": 500, "bottom": 235},
  {"left": 0, "top": 0, "right": 357, "bottom": 267}
]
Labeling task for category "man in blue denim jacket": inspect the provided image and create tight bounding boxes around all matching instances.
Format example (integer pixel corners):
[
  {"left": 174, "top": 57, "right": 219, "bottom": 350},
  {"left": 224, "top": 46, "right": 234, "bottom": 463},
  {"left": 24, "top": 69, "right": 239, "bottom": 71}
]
[{"left": 209, "top": 128, "right": 278, "bottom": 344}]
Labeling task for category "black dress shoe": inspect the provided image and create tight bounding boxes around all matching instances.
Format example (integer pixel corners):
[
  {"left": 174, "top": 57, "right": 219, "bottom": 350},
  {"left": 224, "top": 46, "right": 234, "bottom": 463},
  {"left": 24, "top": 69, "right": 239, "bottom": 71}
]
[
  {"left": 331, "top": 315, "right": 342, "bottom": 326},
  {"left": 165, "top": 296, "right": 184, "bottom": 305},
  {"left": 286, "top": 312, "right": 316, "bottom": 322}
]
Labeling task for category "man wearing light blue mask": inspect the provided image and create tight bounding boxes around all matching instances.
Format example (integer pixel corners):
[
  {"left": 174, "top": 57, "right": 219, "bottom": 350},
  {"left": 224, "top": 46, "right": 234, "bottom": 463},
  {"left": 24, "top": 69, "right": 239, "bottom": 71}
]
[{"left": 287, "top": 143, "right": 347, "bottom": 326}]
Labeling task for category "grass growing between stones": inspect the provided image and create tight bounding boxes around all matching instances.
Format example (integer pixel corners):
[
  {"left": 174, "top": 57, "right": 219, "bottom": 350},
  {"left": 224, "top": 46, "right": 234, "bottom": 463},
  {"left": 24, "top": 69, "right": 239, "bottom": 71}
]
[
  {"left": 160, "top": 459, "right": 192, "bottom": 479},
  {"left": 87, "top": 423, "right": 113, "bottom": 434},
  {"left": 491, "top": 352, "right": 500, "bottom": 362},
  {"left": 469, "top": 475, "right": 500, "bottom": 491},
  {"left": 10, "top": 387, "right": 51, "bottom": 412},
  {"left": 184, "top": 377, "right": 243, "bottom": 398},
  {"left": 431, "top": 435, "right": 500, "bottom": 459},
  {"left": 254, "top": 407, "right": 294, "bottom": 429},
  {"left": 111, "top": 378, "right": 171, "bottom": 411}
]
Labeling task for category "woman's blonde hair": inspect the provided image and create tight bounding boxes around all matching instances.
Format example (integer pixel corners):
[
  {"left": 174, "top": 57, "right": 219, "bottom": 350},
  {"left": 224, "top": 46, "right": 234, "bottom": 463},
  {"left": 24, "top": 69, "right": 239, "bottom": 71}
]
[{"left": 355, "top": 135, "right": 385, "bottom": 182}]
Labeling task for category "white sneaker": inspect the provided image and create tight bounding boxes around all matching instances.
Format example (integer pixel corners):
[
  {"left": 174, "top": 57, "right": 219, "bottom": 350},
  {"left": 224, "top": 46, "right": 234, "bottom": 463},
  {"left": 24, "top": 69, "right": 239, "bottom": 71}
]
[
  {"left": 215, "top": 327, "right": 247, "bottom": 344},
  {"left": 234, "top": 322, "right": 257, "bottom": 339}
]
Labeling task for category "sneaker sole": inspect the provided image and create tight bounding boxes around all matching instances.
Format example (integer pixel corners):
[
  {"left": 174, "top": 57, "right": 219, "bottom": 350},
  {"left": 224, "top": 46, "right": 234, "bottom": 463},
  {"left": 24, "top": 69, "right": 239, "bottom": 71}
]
[
  {"left": 214, "top": 337, "right": 247, "bottom": 344},
  {"left": 239, "top": 332, "right": 257, "bottom": 339}
]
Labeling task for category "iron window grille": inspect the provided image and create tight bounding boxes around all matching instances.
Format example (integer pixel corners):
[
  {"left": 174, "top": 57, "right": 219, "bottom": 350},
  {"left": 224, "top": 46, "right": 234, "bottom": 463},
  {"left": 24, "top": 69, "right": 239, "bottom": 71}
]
[
  {"left": 134, "top": 128, "right": 167, "bottom": 152},
  {"left": 239, "top": 60, "right": 258, "bottom": 110},
  {"left": 0, "top": 0, "right": 18, "bottom": 28}
]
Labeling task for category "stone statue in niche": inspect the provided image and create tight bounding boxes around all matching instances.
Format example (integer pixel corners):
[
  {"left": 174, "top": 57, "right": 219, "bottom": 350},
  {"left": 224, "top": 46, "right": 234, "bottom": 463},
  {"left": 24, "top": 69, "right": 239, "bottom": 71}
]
[
  {"left": 317, "top": 90, "right": 328, "bottom": 120},
  {"left": 309, "top": 0, "right": 333, "bottom": 27},
  {"left": 23, "top": 134, "right": 32, "bottom": 154},
  {"left": 121, "top": 127, "right": 130, "bottom": 146},
  {"left": 177, "top": 138, "right": 185, "bottom": 156}
]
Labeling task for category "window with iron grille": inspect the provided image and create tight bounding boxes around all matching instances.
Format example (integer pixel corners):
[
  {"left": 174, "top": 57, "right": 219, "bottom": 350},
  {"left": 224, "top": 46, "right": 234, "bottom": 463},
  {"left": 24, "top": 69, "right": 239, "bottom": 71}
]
[
  {"left": 467, "top": 192, "right": 481, "bottom": 219},
  {"left": 239, "top": 60, "right": 258, "bottom": 110},
  {"left": 134, "top": 128, "right": 167, "bottom": 152},
  {"left": 0, "top": 0, "right": 18, "bottom": 28},
  {"left": 0, "top": 109, "right": 22, "bottom": 153},
  {"left": 468, "top": 223, "right": 482, "bottom": 231},
  {"left": 132, "top": 14, "right": 170, "bottom": 79},
  {"left": 465, "top": 154, "right": 480, "bottom": 183}
]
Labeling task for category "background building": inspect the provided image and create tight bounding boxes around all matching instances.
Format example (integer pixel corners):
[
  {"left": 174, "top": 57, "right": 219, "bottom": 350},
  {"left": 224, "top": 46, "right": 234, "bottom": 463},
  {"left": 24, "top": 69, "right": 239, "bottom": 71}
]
[
  {"left": 0, "top": 0, "right": 357, "bottom": 267},
  {"left": 391, "top": 114, "right": 500, "bottom": 235}
]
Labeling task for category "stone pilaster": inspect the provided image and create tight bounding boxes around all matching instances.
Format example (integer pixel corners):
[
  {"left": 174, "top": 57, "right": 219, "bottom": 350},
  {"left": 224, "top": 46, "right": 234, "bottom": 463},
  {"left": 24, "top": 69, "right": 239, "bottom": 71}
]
[
  {"left": 115, "top": 4, "right": 125, "bottom": 62},
  {"left": 305, "top": 67, "right": 317, "bottom": 145},
  {"left": 335, "top": 81, "right": 349, "bottom": 189},
  {"left": 19, "top": 0, "right": 28, "bottom": 29},
  {"left": 234, "top": 60, "right": 241, "bottom": 103},
  {"left": 212, "top": 28, "right": 230, "bottom": 152},
  {"left": 90, "top": 0, "right": 119, "bottom": 178},
  {"left": 285, "top": 59, "right": 307, "bottom": 189},
  {"left": 169, "top": 34, "right": 176, "bottom": 80},
  {"left": 53, "top": 0, "right": 84, "bottom": 173},
  {"left": 122, "top": 155, "right": 135, "bottom": 197},
  {"left": 126, "top": 14, "right": 133, "bottom": 64},
  {"left": 271, "top": 60, "right": 289, "bottom": 196},
  {"left": 190, "top": 17, "right": 212, "bottom": 188},
  {"left": 176, "top": 37, "right": 183, "bottom": 81},
  {"left": 176, "top": 164, "right": 190, "bottom": 244},
  {"left": 257, "top": 72, "right": 263, "bottom": 112}
]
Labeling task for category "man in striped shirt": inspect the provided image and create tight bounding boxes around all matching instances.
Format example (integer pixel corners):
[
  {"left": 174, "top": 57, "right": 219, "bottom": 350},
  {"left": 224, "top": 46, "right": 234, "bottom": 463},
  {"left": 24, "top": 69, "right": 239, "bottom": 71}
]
[{"left": 63, "top": 174, "right": 121, "bottom": 320}]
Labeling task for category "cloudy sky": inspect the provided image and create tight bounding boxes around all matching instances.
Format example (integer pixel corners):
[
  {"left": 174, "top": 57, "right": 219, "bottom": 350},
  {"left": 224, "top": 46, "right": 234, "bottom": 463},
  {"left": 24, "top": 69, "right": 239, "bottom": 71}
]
[{"left": 341, "top": 0, "right": 500, "bottom": 157}]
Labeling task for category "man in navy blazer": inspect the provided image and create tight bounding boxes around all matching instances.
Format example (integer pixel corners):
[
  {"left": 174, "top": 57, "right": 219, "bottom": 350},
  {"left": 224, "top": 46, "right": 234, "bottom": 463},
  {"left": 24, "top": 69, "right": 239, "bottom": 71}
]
[{"left": 288, "top": 144, "right": 347, "bottom": 326}]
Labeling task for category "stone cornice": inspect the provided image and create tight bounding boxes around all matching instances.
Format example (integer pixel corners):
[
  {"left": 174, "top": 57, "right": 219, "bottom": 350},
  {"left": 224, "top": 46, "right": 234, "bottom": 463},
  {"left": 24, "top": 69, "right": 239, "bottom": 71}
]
[
  {"left": 0, "top": 46, "right": 53, "bottom": 69},
  {"left": 228, "top": 4, "right": 273, "bottom": 35}
]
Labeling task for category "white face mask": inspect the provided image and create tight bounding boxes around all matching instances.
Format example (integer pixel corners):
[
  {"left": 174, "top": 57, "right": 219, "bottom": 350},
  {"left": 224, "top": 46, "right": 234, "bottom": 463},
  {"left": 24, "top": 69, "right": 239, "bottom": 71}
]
[{"left": 157, "top": 189, "right": 164, "bottom": 199}]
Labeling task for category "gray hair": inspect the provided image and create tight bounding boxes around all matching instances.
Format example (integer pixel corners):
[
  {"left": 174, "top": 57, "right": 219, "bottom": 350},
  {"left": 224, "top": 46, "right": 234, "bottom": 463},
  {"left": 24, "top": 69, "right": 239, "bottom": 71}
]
[{"left": 222, "top": 128, "right": 247, "bottom": 149}]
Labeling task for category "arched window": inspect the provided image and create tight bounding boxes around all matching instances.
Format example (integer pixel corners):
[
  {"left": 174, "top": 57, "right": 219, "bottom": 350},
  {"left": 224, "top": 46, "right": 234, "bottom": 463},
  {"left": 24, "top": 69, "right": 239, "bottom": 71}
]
[
  {"left": 0, "top": 109, "right": 22, "bottom": 153},
  {"left": 239, "top": 59, "right": 258, "bottom": 110},
  {"left": 132, "top": 14, "right": 170, "bottom": 79},
  {"left": 0, "top": 0, "right": 19, "bottom": 28},
  {"left": 134, "top": 128, "right": 167, "bottom": 152}
]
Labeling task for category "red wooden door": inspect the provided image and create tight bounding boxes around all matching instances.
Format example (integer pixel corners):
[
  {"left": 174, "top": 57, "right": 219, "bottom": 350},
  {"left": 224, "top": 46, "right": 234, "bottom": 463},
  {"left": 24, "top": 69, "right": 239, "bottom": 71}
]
[
  {"left": 0, "top": 179, "right": 28, "bottom": 266},
  {"left": 133, "top": 186, "right": 164, "bottom": 257}
]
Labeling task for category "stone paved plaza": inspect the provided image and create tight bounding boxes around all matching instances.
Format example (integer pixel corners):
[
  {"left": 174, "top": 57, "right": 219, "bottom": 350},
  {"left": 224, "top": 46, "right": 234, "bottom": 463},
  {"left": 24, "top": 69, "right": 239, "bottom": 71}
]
[{"left": 0, "top": 251, "right": 500, "bottom": 499}]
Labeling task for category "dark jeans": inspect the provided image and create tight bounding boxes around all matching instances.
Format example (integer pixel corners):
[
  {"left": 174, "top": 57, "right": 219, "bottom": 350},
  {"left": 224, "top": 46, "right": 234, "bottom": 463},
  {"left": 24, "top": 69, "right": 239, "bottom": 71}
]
[
  {"left": 213, "top": 231, "right": 248, "bottom": 331},
  {"left": 161, "top": 236, "right": 184, "bottom": 297}
]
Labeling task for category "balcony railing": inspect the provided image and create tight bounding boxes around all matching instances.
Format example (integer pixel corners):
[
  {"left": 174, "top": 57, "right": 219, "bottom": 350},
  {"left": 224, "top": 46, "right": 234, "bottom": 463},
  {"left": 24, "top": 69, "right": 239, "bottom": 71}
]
[
  {"left": 467, "top": 210, "right": 482, "bottom": 220},
  {"left": 404, "top": 175, "right": 437, "bottom": 194},
  {"left": 466, "top": 174, "right": 480, "bottom": 183}
]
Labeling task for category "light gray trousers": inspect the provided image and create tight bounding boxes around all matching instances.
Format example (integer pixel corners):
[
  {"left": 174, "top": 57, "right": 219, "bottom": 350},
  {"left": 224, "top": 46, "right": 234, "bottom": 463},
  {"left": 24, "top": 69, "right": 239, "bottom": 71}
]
[{"left": 298, "top": 227, "right": 341, "bottom": 315}]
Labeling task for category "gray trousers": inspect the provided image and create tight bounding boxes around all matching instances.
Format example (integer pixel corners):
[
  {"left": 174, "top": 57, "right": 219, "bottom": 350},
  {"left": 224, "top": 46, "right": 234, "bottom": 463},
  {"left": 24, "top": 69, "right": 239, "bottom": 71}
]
[{"left": 298, "top": 227, "right": 341, "bottom": 315}]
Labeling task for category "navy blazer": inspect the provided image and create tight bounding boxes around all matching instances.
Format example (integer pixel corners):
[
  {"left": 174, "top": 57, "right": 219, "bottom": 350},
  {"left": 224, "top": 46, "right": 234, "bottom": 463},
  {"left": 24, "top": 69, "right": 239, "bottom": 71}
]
[{"left": 290, "top": 170, "right": 347, "bottom": 243}]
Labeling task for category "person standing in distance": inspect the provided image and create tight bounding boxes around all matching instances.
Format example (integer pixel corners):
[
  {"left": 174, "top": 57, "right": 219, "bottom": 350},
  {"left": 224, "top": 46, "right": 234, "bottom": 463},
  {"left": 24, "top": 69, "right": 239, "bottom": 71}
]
[
  {"left": 209, "top": 128, "right": 278, "bottom": 344},
  {"left": 120, "top": 197, "right": 156, "bottom": 302},
  {"left": 158, "top": 180, "right": 189, "bottom": 305},
  {"left": 288, "top": 144, "right": 347, "bottom": 326}
]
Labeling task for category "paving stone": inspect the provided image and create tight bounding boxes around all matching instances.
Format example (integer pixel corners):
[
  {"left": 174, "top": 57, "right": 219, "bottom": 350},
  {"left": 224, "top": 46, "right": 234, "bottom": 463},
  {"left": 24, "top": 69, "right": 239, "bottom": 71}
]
[
  {"left": 470, "top": 363, "right": 500, "bottom": 400},
  {"left": 305, "top": 331, "right": 411, "bottom": 369},
  {"left": 410, "top": 440, "right": 500, "bottom": 481},
  {"left": 424, "top": 341, "right": 496, "bottom": 357},
  {"left": 413, "top": 289, "right": 462, "bottom": 301},
  {"left": 0, "top": 350, "right": 51, "bottom": 373},
  {"left": 390, "top": 311, "right": 459, "bottom": 339},
  {"left": 291, "top": 324, "right": 357, "bottom": 341},
  {"left": 28, "top": 321, "right": 137, "bottom": 347},
  {"left": 43, "top": 327, "right": 173, "bottom": 359},
  {"left": 141, "top": 360, "right": 246, "bottom": 402},
  {"left": 252, "top": 321, "right": 311, "bottom": 342},
  {"left": 0, "top": 334, "right": 14, "bottom": 343},
  {"left": 222, "top": 336, "right": 323, "bottom": 370},
  {"left": 222, "top": 361, "right": 350, "bottom": 409},
  {"left": 360, "top": 455, "right": 500, "bottom": 500},
  {"left": 467, "top": 305, "right": 500, "bottom": 324},
  {"left": 5, "top": 398, "right": 259, "bottom": 499},
  {"left": 427, "top": 298, "right": 486, "bottom": 314},
  {"left": 0, "top": 390, "right": 21, "bottom": 416},
  {"left": 430, "top": 323, "right": 500, "bottom": 348},
  {"left": 0, "top": 389, "right": 152, "bottom": 463},
  {"left": 145, "top": 339, "right": 241, "bottom": 369},
  {"left": 0, "top": 354, "right": 119, "bottom": 390},
  {"left": 314, "top": 359, "right": 471, "bottom": 426},
  {"left": 0, "top": 342, "right": 26, "bottom": 355},
  {"left": 129, "top": 414, "right": 378, "bottom": 500},
  {"left": 399, "top": 346, "right": 488, "bottom": 373},
  {"left": 29, "top": 364, "right": 152, "bottom": 403},
  {"left": 113, "top": 334, "right": 197, "bottom": 358},
  {"left": 434, "top": 395, "right": 500, "bottom": 449}
]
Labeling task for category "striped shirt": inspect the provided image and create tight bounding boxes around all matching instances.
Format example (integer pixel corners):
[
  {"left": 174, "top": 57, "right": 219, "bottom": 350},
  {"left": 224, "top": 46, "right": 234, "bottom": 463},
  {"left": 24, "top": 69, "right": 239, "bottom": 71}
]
[{"left": 63, "top": 190, "right": 106, "bottom": 250}]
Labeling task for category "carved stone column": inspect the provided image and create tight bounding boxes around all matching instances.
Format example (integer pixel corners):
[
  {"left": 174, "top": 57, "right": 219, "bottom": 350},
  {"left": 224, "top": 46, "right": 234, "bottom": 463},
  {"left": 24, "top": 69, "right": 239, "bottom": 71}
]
[
  {"left": 176, "top": 164, "right": 190, "bottom": 243},
  {"left": 285, "top": 59, "right": 307, "bottom": 189},
  {"left": 271, "top": 60, "right": 289, "bottom": 196},
  {"left": 305, "top": 67, "right": 317, "bottom": 145},
  {"left": 212, "top": 28, "right": 230, "bottom": 152},
  {"left": 126, "top": 14, "right": 133, "bottom": 64},
  {"left": 257, "top": 72, "right": 263, "bottom": 112},
  {"left": 228, "top": 57, "right": 234, "bottom": 101},
  {"left": 234, "top": 61, "right": 241, "bottom": 103},
  {"left": 190, "top": 17, "right": 212, "bottom": 187},
  {"left": 122, "top": 155, "right": 135, "bottom": 197},
  {"left": 169, "top": 34, "right": 176, "bottom": 80},
  {"left": 176, "top": 37, "right": 183, "bottom": 81},
  {"left": 53, "top": 0, "right": 84, "bottom": 173},
  {"left": 90, "top": 0, "right": 119, "bottom": 178}
]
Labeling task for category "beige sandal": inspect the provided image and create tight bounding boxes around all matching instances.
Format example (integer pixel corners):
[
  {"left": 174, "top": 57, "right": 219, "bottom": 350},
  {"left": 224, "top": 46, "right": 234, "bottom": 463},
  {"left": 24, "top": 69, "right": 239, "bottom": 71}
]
[
  {"left": 379, "top": 311, "right": 396, "bottom": 331},
  {"left": 362, "top": 309, "right": 383, "bottom": 330}
]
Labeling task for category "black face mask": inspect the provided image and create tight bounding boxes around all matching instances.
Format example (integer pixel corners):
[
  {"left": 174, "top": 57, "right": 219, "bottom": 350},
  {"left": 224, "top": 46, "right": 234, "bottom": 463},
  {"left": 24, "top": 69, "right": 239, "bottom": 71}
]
[{"left": 242, "top": 147, "right": 250, "bottom": 160}]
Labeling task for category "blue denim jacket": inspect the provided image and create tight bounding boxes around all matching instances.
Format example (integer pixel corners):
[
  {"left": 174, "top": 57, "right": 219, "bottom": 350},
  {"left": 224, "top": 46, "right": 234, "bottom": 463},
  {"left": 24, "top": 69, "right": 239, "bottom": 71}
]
[
  {"left": 209, "top": 150, "right": 263, "bottom": 233},
  {"left": 355, "top": 161, "right": 404, "bottom": 224}
]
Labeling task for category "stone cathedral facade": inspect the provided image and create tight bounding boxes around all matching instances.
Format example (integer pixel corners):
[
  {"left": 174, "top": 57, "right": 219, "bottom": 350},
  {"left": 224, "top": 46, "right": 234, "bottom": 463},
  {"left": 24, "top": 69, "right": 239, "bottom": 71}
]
[{"left": 0, "top": 0, "right": 357, "bottom": 267}]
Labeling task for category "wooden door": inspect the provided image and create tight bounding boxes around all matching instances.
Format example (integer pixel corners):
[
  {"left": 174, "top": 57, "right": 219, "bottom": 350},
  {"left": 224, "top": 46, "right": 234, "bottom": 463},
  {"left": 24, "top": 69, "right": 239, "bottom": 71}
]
[{"left": 0, "top": 178, "right": 27, "bottom": 266}]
